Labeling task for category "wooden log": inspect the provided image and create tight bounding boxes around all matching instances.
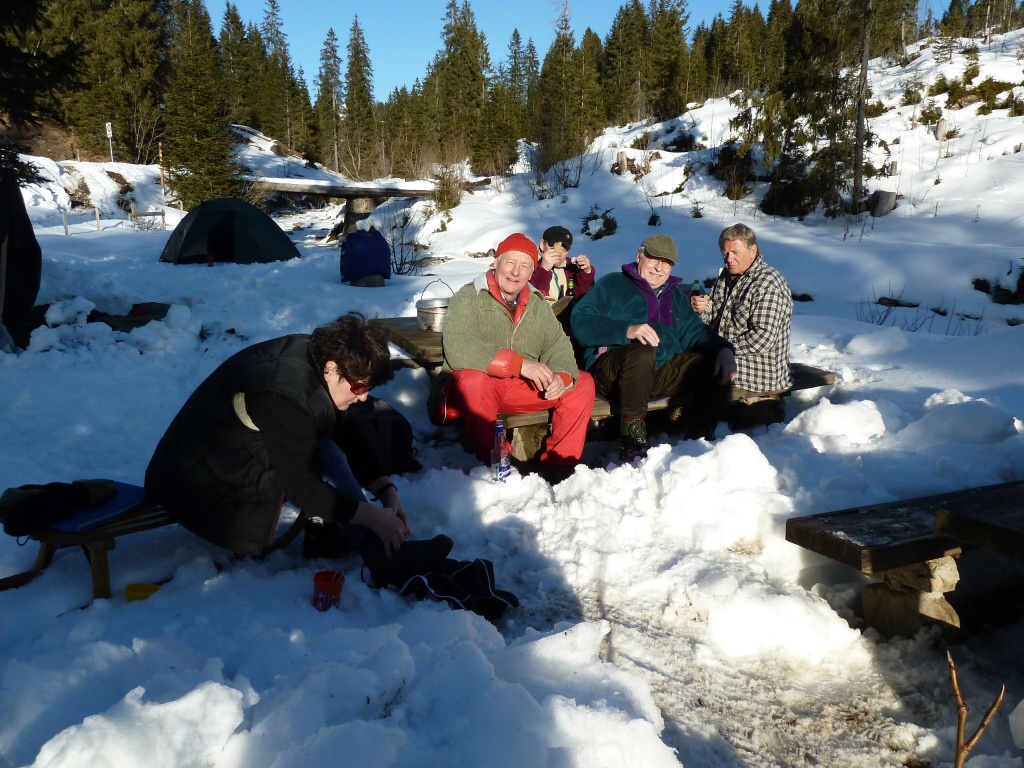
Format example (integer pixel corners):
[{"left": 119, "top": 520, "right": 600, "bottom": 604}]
[
  {"left": 871, "top": 190, "right": 897, "bottom": 217},
  {"left": 343, "top": 196, "right": 381, "bottom": 235},
  {"left": 936, "top": 118, "right": 949, "bottom": 142},
  {"left": 615, "top": 151, "right": 628, "bottom": 176}
]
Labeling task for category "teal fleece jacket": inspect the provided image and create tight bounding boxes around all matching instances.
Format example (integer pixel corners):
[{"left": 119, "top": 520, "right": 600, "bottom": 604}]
[{"left": 571, "top": 263, "right": 733, "bottom": 371}]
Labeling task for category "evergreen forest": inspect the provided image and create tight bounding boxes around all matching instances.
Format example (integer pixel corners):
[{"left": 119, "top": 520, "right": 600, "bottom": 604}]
[{"left": 2, "top": 0, "right": 1023, "bottom": 212}]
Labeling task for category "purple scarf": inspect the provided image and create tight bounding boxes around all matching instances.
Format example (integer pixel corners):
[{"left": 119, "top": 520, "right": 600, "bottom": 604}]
[{"left": 621, "top": 263, "right": 682, "bottom": 325}]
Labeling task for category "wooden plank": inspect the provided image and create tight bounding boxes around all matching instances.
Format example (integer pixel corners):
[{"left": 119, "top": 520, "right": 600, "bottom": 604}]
[
  {"left": 936, "top": 483, "right": 1024, "bottom": 562},
  {"left": 370, "top": 317, "right": 443, "bottom": 366},
  {"left": 785, "top": 482, "right": 1024, "bottom": 575},
  {"left": 790, "top": 362, "right": 836, "bottom": 389}
]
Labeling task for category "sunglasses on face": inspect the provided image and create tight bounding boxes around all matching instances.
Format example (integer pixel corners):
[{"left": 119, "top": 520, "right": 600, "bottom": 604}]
[{"left": 343, "top": 374, "right": 371, "bottom": 396}]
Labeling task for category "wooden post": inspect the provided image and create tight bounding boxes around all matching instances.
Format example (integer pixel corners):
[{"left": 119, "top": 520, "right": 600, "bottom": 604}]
[
  {"left": 887, "top": 160, "right": 898, "bottom": 176},
  {"left": 95, "top": 207, "right": 101, "bottom": 231},
  {"left": 158, "top": 142, "right": 165, "bottom": 195},
  {"left": 342, "top": 196, "right": 379, "bottom": 235},
  {"left": 62, "top": 212, "right": 69, "bottom": 236},
  {"left": 936, "top": 118, "right": 949, "bottom": 142},
  {"left": 615, "top": 151, "right": 628, "bottom": 176},
  {"left": 130, "top": 202, "right": 137, "bottom": 223},
  {"left": 870, "top": 190, "right": 897, "bottom": 217}
]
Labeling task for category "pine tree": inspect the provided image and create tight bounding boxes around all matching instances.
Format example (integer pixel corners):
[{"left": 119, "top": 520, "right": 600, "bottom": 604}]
[
  {"left": 425, "top": 0, "right": 489, "bottom": 163},
  {"left": 648, "top": 0, "right": 691, "bottom": 119},
  {"left": 379, "top": 81, "right": 434, "bottom": 180},
  {"left": 2, "top": 0, "right": 78, "bottom": 125},
  {"left": 314, "top": 28, "right": 343, "bottom": 172},
  {"left": 503, "top": 29, "right": 530, "bottom": 141},
  {"left": 255, "top": 0, "right": 296, "bottom": 143},
  {"left": 761, "top": 0, "right": 793, "bottom": 92},
  {"left": 685, "top": 23, "right": 711, "bottom": 101},
  {"left": 290, "top": 66, "right": 316, "bottom": 159},
  {"left": 719, "top": 0, "right": 759, "bottom": 92},
  {"left": 576, "top": 29, "right": 607, "bottom": 138},
  {"left": 57, "top": 0, "right": 170, "bottom": 164},
  {"left": 239, "top": 24, "right": 271, "bottom": 131},
  {"left": 218, "top": 2, "right": 254, "bottom": 127},
  {"left": 938, "top": 0, "right": 968, "bottom": 38},
  {"left": 476, "top": 69, "right": 520, "bottom": 176},
  {"left": 341, "top": 16, "right": 377, "bottom": 179},
  {"left": 536, "top": 3, "right": 602, "bottom": 178},
  {"left": 163, "top": 0, "right": 240, "bottom": 208},
  {"left": 601, "top": 0, "right": 652, "bottom": 124},
  {"left": 522, "top": 38, "right": 542, "bottom": 142}
]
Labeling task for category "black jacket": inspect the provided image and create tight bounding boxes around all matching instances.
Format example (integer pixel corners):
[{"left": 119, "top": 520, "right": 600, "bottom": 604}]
[{"left": 145, "top": 335, "right": 380, "bottom": 555}]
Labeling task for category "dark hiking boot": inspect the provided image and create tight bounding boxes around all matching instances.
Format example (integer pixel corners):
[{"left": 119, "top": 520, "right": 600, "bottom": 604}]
[
  {"left": 539, "top": 462, "right": 576, "bottom": 485},
  {"left": 359, "top": 533, "right": 455, "bottom": 588},
  {"left": 727, "top": 398, "right": 785, "bottom": 431},
  {"left": 619, "top": 417, "right": 649, "bottom": 461},
  {"left": 302, "top": 518, "right": 354, "bottom": 560}
]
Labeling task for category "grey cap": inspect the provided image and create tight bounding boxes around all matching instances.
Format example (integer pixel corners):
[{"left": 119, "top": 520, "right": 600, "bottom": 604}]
[{"left": 641, "top": 234, "right": 678, "bottom": 265}]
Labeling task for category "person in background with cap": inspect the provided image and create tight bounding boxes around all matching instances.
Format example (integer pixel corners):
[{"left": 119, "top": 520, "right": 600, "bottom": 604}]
[
  {"left": 690, "top": 223, "right": 792, "bottom": 430},
  {"left": 572, "top": 234, "right": 736, "bottom": 461},
  {"left": 431, "top": 232, "right": 595, "bottom": 483},
  {"left": 530, "top": 225, "right": 596, "bottom": 302}
]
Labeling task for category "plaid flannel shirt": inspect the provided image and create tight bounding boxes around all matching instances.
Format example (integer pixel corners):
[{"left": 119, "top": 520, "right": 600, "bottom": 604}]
[{"left": 700, "top": 256, "right": 793, "bottom": 393}]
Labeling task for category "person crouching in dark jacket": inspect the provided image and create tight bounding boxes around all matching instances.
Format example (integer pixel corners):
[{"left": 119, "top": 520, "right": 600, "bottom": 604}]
[{"left": 145, "top": 312, "right": 414, "bottom": 562}]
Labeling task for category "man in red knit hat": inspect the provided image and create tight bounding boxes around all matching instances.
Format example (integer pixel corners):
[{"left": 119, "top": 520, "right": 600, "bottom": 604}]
[{"left": 430, "top": 232, "right": 595, "bottom": 483}]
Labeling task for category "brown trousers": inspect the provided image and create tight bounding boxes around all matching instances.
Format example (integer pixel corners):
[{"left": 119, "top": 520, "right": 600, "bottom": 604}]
[{"left": 590, "top": 343, "right": 731, "bottom": 440}]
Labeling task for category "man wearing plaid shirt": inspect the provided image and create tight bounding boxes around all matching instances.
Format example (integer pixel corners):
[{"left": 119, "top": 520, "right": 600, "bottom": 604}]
[{"left": 691, "top": 223, "right": 792, "bottom": 429}]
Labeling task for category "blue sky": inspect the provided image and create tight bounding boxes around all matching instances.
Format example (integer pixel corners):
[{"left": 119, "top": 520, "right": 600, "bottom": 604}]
[{"left": 224, "top": 0, "right": 742, "bottom": 99}]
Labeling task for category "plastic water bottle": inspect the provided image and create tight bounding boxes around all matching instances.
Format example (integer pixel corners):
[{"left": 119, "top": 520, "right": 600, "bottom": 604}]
[{"left": 491, "top": 422, "right": 511, "bottom": 482}]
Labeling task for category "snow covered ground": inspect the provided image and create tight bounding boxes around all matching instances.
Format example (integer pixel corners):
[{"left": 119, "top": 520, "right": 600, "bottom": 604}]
[{"left": 3, "top": 31, "right": 1024, "bottom": 768}]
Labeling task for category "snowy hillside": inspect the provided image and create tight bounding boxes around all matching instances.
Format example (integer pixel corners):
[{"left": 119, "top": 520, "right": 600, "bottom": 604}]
[{"left": 2, "top": 28, "right": 1024, "bottom": 768}]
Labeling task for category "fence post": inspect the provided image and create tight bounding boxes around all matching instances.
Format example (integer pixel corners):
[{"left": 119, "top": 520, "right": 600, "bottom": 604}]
[
  {"left": 95, "top": 207, "right": 101, "bottom": 231},
  {"left": 62, "top": 212, "right": 69, "bottom": 236}
]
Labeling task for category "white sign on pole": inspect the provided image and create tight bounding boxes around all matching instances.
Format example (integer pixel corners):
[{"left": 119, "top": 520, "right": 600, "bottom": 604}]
[
  {"left": 105, "top": 122, "right": 114, "bottom": 162},
  {"left": 105, "top": 122, "right": 112, "bottom": 138}
]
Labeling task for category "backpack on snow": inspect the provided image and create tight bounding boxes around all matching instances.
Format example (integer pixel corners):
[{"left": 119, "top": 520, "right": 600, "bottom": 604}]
[
  {"left": 344, "top": 396, "right": 422, "bottom": 476},
  {"left": 340, "top": 228, "right": 391, "bottom": 284},
  {"left": 399, "top": 558, "right": 520, "bottom": 623}
]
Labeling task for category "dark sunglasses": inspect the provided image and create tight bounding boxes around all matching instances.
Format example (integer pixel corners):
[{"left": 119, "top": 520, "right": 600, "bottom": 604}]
[{"left": 343, "top": 374, "right": 371, "bottom": 396}]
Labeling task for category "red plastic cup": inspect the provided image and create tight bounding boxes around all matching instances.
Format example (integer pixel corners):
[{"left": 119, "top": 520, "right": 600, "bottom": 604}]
[{"left": 312, "top": 570, "right": 344, "bottom": 611}]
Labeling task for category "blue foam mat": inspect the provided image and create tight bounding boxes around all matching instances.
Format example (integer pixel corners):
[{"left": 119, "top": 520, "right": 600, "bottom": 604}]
[{"left": 50, "top": 482, "right": 147, "bottom": 533}]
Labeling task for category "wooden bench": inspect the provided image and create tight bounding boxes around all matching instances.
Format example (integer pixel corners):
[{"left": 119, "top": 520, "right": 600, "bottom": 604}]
[
  {"left": 501, "top": 361, "right": 835, "bottom": 428},
  {"left": 785, "top": 480, "right": 1024, "bottom": 636},
  {"left": 501, "top": 362, "right": 834, "bottom": 459},
  {"left": 0, "top": 493, "right": 174, "bottom": 601},
  {"left": 370, "top": 316, "right": 836, "bottom": 457}
]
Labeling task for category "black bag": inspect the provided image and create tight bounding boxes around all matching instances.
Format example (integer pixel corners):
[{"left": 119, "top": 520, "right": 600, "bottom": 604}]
[
  {"left": 344, "top": 396, "right": 422, "bottom": 476},
  {"left": 399, "top": 558, "right": 520, "bottom": 622},
  {"left": 0, "top": 480, "right": 118, "bottom": 537}
]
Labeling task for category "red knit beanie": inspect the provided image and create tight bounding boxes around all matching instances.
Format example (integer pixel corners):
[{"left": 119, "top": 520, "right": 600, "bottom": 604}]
[{"left": 495, "top": 233, "right": 538, "bottom": 265}]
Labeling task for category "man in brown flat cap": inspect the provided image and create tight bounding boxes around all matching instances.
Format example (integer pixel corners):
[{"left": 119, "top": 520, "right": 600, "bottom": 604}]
[{"left": 572, "top": 234, "right": 736, "bottom": 460}]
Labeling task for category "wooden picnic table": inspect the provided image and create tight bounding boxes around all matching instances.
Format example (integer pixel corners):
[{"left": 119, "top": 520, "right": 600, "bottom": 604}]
[
  {"left": 935, "top": 483, "right": 1024, "bottom": 563},
  {"left": 370, "top": 303, "right": 570, "bottom": 369}
]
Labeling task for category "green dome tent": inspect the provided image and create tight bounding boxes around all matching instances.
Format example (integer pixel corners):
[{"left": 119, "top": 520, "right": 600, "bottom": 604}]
[{"left": 159, "top": 198, "right": 301, "bottom": 265}]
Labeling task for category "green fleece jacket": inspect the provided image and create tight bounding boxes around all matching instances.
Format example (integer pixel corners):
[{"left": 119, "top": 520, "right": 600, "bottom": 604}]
[
  {"left": 572, "top": 263, "right": 732, "bottom": 371},
  {"left": 441, "top": 271, "right": 579, "bottom": 382}
]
